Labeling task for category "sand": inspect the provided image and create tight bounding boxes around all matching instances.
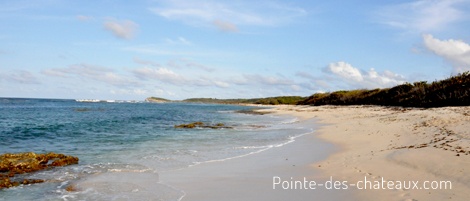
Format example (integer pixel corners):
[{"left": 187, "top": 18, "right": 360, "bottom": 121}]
[
  {"left": 160, "top": 118, "right": 353, "bottom": 201},
  {"left": 160, "top": 105, "right": 470, "bottom": 201},
  {"left": 265, "top": 105, "right": 470, "bottom": 201},
  {"left": 65, "top": 104, "right": 470, "bottom": 200}
]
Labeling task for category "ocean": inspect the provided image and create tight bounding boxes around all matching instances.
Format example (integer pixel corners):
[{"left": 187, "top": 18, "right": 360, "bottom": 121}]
[{"left": 0, "top": 98, "right": 314, "bottom": 200}]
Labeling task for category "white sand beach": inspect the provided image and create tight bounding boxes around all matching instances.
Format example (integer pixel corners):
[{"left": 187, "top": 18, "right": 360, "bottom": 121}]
[
  {"left": 161, "top": 105, "right": 470, "bottom": 201},
  {"left": 266, "top": 105, "right": 470, "bottom": 201}
]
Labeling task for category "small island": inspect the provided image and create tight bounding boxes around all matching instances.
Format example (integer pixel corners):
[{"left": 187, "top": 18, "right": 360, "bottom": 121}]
[{"left": 145, "top": 97, "right": 171, "bottom": 103}]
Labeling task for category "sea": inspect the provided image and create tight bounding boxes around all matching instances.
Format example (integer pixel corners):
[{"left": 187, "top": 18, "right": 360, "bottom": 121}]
[{"left": 0, "top": 98, "right": 314, "bottom": 201}]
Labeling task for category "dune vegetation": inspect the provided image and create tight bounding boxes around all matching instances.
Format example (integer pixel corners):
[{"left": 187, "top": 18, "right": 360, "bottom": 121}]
[
  {"left": 181, "top": 96, "right": 306, "bottom": 105},
  {"left": 299, "top": 72, "right": 470, "bottom": 107},
  {"left": 148, "top": 72, "right": 469, "bottom": 108}
]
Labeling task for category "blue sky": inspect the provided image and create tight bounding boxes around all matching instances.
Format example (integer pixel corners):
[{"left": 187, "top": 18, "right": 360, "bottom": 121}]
[{"left": 1, "top": 0, "right": 470, "bottom": 100}]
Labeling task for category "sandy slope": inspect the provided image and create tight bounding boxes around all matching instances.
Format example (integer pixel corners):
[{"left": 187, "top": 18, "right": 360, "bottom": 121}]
[{"left": 266, "top": 105, "right": 470, "bottom": 201}]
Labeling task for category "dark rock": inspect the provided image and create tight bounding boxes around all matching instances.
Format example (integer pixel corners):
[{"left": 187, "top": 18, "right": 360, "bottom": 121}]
[
  {"left": 0, "top": 152, "right": 79, "bottom": 189},
  {"left": 235, "top": 109, "right": 272, "bottom": 115},
  {"left": 65, "top": 184, "right": 77, "bottom": 192},
  {"left": 175, "top": 122, "right": 233, "bottom": 129},
  {"left": 174, "top": 122, "right": 204, "bottom": 128}
]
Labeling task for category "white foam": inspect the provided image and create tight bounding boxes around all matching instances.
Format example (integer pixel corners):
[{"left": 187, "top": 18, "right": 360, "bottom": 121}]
[
  {"left": 281, "top": 117, "right": 300, "bottom": 124},
  {"left": 190, "top": 130, "right": 314, "bottom": 166}
]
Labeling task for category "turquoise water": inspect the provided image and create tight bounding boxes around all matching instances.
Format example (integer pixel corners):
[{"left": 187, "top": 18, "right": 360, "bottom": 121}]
[{"left": 0, "top": 98, "right": 313, "bottom": 200}]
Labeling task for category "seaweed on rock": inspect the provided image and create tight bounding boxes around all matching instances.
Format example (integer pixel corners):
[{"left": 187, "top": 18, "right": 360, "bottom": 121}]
[{"left": 0, "top": 152, "right": 79, "bottom": 189}]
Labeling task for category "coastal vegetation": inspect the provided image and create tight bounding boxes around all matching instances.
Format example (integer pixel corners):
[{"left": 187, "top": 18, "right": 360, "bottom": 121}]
[
  {"left": 148, "top": 72, "right": 469, "bottom": 108},
  {"left": 299, "top": 72, "right": 470, "bottom": 107},
  {"left": 250, "top": 96, "right": 306, "bottom": 105},
  {"left": 179, "top": 96, "right": 305, "bottom": 105}
]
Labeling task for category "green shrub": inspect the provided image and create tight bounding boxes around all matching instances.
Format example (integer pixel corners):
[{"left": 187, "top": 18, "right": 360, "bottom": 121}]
[{"left": 298, "top": 71, "right": 470, "bottom": 108}]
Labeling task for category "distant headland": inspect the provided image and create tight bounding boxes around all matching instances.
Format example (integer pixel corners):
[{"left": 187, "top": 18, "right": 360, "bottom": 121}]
[
  {"left": 145, "top": 97, "right": 171, "bottom": 103},
  {"left": 147, "top": 71, "right": 470, "bottom": 108}
]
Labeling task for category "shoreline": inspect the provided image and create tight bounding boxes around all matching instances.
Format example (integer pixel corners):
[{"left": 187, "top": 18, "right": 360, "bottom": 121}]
[
  {"left": 159, "top": 114, "right": 354, "bottom": 201},
  {"left": 264, "top": 105, "right": 470, "bottom": 201},
  {"left": 67, "top": 104, "right": 470, "bottom": 200}
]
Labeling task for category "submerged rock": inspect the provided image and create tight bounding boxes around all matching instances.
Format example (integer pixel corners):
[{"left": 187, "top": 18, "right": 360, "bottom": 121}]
[
  {"left": 174, "top": 121, "right": 205, "bottom": 128},
  {"left": 174, "top": 122, "right": 233, "bottom": 129},
  {"left": 235, "top": 109, "right": 272, "bottom": 115},
  {"left": 0, "top": 152, "right": 79, "bottom": 189}
]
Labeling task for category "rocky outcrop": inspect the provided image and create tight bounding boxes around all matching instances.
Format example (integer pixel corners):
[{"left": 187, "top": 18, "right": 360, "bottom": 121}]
[
  {"left": 235, "top": 109, "right": 272, "bottom": 115},
  {"left": 174, "top": 122, "right": 233, "bottom": 129},
  {"left": 0, "top": 152, "right": 79, "bottom": 189}
]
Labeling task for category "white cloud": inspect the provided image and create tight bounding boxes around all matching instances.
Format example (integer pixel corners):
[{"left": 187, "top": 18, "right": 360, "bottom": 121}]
[
  {"left": 42, "top": 64, "right": 139, "bottom": 87},
  {"left": 165, "top": 37, "right": 192, "bottom": 45},
  {"left": 43, "top": 64, "right": 109, "bottom": 77},
  {"left": 323, "top": 62, "right": 406, "bottom": 89},
  {"left": 110, "top": 88, "right": 149, "bottom": 96},
  {"left": 290, "top": 85, "right": 301, "bottom": 91},
  {"left": 123, "top": 44, "right": 213, "bottom": 56},
  {"left": 230, "top": 74, "right": 294, "bottom": 86},
  {"left": 123, "top": 42, "right": 230, "bottom": 58},
  {"left": 99, "top": 72, "right": 138, "bottom": 87},
  {"left": 133, "top": 57, "right": 216, "bottom": 77},
  {"left": 367, "top": 68, "right": 406, "bottom": 87},
  {"left": 0, "top": 70, "right": 40, "bottom": 84},
  {"left": 132, "top": 66, "right": 227, "bottom": 88},
  {"left": 103, "top": 19, "right": 139, "bottom": 40},
  {"left": 133, "top": 57, "right": 161, "bottom": 67},
  {"left": 133, "top": 67, "right": 187, "bottom": 85},
  {"left": 423, "top": 34, "right": 470, "bottom": 73},
  {"left": 41, "top": 68, "right": 68, "bottom": 77},
  {"left": 326, "top": 62, "right": 363, "bottom": 82},
  {"left": 150, "top": 0, "right": 307, "bottom": 31},
  {"left": 377, "top": 0, "right": 468, "bottom": 33},
  {"left": 167, "top": 58, "right": 215, "bottom": 72},
  {"left": 256, "top": 75, "right": 293, "bottom": 85},
  {"left": 213, "top": 80, "right": 230, "bottom": 88},
  {"left": 295, "top": 71, "right": 315, "bottom": 80},
  {"left": 295, "top": 71, "right": 335, "bottom": 89}
]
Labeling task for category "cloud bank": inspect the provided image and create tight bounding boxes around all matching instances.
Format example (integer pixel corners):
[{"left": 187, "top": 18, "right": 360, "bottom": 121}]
[
  {"left": 132, "top": 66, "right": 228, "bottom": 88},
  {"left": 0, "top": 70, "right": 40, "bottom": 84},
  {"left": 42, "top": 64, "right": 139, "bottom": 87},
  {"left": 150, "top": 0, "right": 307, "bottom": 31},
  {"left": 423, "top": 34, "right": 470, "bottom": 73},
  {"left": 323, "top": 62, "right": 406, "bottom": 89},
  {"left": 133, "top": 67, "right": 186, "bottom": 85},
  {"left": 377, "top": 0, "right": 468, "bottom": 33}
]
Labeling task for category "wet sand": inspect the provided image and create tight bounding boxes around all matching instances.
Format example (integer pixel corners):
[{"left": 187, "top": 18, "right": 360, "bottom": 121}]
[{"left": 160, "top": 119, "right": 354, "bottom": 201}]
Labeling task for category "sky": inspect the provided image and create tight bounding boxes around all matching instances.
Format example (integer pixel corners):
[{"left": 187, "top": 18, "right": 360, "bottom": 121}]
[{"left": 1, "top": 0, "right": 470, "bottom": 100}]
